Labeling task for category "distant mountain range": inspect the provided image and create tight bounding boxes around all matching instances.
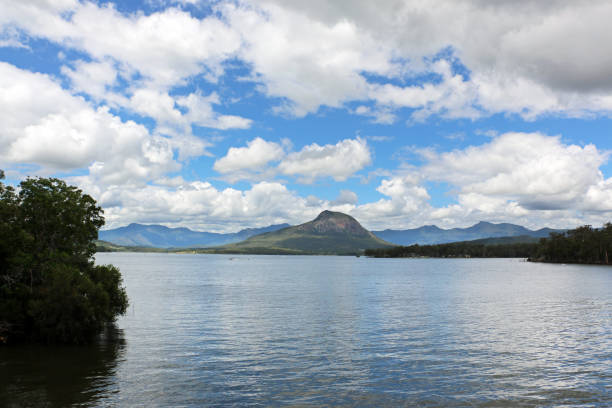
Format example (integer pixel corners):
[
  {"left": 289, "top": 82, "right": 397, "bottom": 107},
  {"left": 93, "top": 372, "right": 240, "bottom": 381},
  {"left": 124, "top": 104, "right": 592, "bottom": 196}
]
[
  {"left": 372, "top": 221, "right": 563, "bottom": 246},
  {"left": 99, "top": 222, "right": 290, "bottom": 248},
  {"left": 208, "top": 210, "right": 393, "bottom": 255},
  {"left": 99, "top": 217, "right": 563, "bottom": 250}
]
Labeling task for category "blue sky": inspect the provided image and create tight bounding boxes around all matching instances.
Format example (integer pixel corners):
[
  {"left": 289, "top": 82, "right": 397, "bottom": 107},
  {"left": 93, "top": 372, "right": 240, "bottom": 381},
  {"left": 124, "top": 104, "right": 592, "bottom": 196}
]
[{"left": 2, "top": 0, "right": 612, "bottom": 232}]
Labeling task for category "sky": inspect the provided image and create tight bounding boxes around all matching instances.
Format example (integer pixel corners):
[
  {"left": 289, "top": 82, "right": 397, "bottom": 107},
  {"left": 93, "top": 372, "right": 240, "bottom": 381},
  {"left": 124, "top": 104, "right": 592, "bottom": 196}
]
[{"left": 2, "top": 0, "right": 612, "bottom": 232}]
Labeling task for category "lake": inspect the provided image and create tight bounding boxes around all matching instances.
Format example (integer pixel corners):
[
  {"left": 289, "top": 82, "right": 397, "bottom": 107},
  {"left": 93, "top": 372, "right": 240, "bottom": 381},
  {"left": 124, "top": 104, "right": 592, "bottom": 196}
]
[{"left": 1, "top": 254, "right": 611, "bottom": 406}]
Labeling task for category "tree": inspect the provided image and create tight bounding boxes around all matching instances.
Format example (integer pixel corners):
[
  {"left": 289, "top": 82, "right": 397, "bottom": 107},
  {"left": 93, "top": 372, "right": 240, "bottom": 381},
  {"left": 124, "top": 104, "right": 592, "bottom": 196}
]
[{"left": 0, "top": 174, "right": 128, "bottom": 344}]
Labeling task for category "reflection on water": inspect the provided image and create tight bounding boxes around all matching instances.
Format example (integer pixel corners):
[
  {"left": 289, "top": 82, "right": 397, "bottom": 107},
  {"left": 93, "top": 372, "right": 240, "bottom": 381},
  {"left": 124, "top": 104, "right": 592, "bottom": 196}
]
[
  {"left": 2, "top": 255, "right": 611, "bottom": 406},
  {"left": 0, "top": 325, "right": 125, "bottom": 407}
]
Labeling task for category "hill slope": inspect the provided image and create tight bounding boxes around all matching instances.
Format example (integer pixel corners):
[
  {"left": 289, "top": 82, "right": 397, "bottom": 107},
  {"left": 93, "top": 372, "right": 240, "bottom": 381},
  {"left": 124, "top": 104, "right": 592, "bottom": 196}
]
[
  {"left": 373, "top": 221, "right": 563, "bottom": 246},
  {"left": 99, "top": 223, "right": 290, "bottom": 248},
  {"left": 213, "top": 210, "right": 393, "bottom": 255}
]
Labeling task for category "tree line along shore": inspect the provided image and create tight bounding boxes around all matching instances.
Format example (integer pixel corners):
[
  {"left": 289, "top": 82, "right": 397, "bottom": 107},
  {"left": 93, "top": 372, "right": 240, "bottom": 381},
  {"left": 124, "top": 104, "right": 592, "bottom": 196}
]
[{"left": 365, "top": 224, "right": 612, "bottom": 265}]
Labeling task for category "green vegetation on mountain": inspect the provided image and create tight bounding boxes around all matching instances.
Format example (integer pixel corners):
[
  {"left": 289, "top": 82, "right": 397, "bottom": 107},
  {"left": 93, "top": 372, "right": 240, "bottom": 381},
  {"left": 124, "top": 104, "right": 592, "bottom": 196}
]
[
  {"left": 204, "top": 210, "right": 393, "bottom": 255},
  {"left": 0, "top": 174, "right": 128, "bottom": 344}
]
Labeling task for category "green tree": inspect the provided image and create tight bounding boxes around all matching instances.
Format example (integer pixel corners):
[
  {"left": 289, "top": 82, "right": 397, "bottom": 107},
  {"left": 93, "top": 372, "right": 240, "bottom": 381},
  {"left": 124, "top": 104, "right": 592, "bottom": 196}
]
[{"left": 0, "top": 174, "right": 128, "bottom": 344}]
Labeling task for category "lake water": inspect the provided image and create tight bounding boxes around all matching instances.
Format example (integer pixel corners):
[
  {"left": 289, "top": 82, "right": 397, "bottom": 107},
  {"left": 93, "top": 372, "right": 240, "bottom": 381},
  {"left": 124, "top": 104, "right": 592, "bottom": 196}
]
[{"left": 1, "top": 254, "right": 611, "bottom": 406}]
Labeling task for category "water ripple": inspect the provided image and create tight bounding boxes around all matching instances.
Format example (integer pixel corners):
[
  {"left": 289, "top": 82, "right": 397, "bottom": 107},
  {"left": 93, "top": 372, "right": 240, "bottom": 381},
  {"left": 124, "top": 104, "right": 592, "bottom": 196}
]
[{"left": 2, "top": 255, "right": 611, "bottom": 407}]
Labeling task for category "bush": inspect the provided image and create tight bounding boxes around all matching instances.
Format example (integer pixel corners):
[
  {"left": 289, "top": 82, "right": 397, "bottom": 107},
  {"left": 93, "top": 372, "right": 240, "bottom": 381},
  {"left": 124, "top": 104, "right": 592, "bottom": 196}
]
[{"left": 0, "top": 174, "right": 128, "bottom": 344}]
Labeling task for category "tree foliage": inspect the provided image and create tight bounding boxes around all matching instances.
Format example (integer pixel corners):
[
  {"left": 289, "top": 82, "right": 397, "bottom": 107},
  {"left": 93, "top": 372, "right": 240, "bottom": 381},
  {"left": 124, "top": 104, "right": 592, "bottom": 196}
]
[
  {"left": 533, "top": 223, "right": 612, "bottom": 264},
  {"left": 0, "top": 174, "right": 128, "bottom": 344}
]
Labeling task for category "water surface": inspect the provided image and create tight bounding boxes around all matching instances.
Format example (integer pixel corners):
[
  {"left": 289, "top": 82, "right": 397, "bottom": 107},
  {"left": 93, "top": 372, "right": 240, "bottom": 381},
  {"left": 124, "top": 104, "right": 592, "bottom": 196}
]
[{"left": 2, "top": 254, "right": 611, "bottom": 406}]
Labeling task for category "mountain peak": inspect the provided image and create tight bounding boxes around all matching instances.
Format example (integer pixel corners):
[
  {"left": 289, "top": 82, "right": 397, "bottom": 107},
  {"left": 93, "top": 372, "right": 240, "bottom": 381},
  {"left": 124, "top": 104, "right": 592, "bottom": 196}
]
[
  {"left": 314, "top": 210, "right": 350, "bottom": 221},
  {"left": 300, "top": 210, "right": 369, "bottom": 236}
]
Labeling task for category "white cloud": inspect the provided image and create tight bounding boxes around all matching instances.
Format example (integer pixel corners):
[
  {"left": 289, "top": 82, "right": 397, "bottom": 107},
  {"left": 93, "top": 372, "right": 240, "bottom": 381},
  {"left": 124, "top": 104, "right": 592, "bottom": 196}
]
[
  {"left": 130, "top": 88, "right": 183, "bottom": 125},
  {"left": 176, "top": 92, "right": 252, "bottom": 130},
  {"left": 213, "top": 137, "right": 285, "bottom": 180},
  {"left": 223, "top": 2, "right": 397, "bottom": 116},
  {"left": 0, "top": 62, "right": 180, "bottom": 184},
  {"left": 126, "top": 88, "right": 253, "bottom": 137},
  {"left": 5, "top": 1, "right": 612, "bottom": 232},
  {"left": 353, "top": 105, "right": 397, "bottom": 124},
  {"left": 583, "top": 180, "right": 612, "bottom": 212},
  {"left": 368, "top": 59, "right": 481, "bottom": 121},
  {"left": 422, "top": 132, "right": 607, "bottom": 209},
  {"left": 214, "top": 137, "right": 373, "bottom": 184},
  {"left": 344, "top": 133, "right": 612, "bottom": 230},
  {"left": 350, "top": 175, "right": 430, "bottom": 228},
  {"left": 61, "top": 2, "right": 239, "bottom": 87},
  {"left": 6, "top": 0, "right": 612, "bottom": 120},
  {"left": 62, "top": 129, "right": 612, "bottom": 233},
  {"left": 243, "top": 0, "right": 612, "bottom": 120},
  {"left": 61, "top": 59, "right": 120, "bottom": 102},
  {"left": 0, "top": 25, "right": 30, "bottom": 49},
  {"left": 94, "top": 180, "right": 326, "bottom": 232},
  {"left": 331, "top": 189, "right": 358, "bottom": 206},
  {"left": 1, "top": 1, "right": 250, "bottom": 134},
  {"left": 278, "top": 137, "right": 371, "bottom": 182}
]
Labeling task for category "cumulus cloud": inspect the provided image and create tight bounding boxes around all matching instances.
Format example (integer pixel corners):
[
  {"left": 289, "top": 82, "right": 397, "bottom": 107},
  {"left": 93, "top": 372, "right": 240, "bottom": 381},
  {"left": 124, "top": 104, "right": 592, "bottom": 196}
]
[
  {"left": 176, "top": 92, "right": 253, "bottom": 130},
  {"left": 222, "top": 1, "right": 397, "bottom": 116},
  {"left": 368, "top": 59, "right": 481, "bottom": 121},
  {"left": 213, "top": 137, "right": 372, "bottom": 183},
  {"left": 348, "top": 133, "right": 612, "bottom": 230},
  {"left": 61, "top": 59, "right": 120, "bottom": 102},
  {"left": 422, "top": 132, "right": 608, "bottom": 209},
  {"left": 1, "top": 1, "right": 251, "bottom": 134},
  {"left": 93, "top": 180, "right": 326, "bottom": 232},
  {"left": 278, "top": 138, "right": 371, "bottom": 182},
  {"left": 128, "top": 89, "right": 253, "bottom": 133},
  {"left": 0, "top": 62, "right": 182, "bottom": 184},
  {"left": 213, "top": 137, "right": 285, "bottom": 181},
  {"left": 6, "top": 0, "right": 612, "bottom": 120},
  {"left": 5, "top": 0, "right": 612, "bottom": 232},
  {"left": 65, "top": 130, "right": 612, "bottom": 233},
  {"left": 41, "top": 2, "right": 239, "bottom": 87},
  {"left": 239, "top": 0, "right": 612, "bottom": 119},
  {"left": 351, "top": 175, "right": 431, "bottom": 228},
  {"left": 331, "top": 189, "right": 358, "bottom": 206}
]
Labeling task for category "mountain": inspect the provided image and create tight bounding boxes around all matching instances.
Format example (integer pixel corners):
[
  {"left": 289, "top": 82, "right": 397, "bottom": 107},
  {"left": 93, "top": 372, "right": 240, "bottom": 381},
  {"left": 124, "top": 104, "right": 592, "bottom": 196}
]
[
  {"left": 373, "top": 221, "right": 563, "bottom": 246},
  {"left": 99, "top": 217, "right": 562, "bottom": 251},
  {"left": 98, "top": 223, "right": 290, "bottom": 248},
  {"left": 211, "top": 210, "right": 393, "bottom": 255}
]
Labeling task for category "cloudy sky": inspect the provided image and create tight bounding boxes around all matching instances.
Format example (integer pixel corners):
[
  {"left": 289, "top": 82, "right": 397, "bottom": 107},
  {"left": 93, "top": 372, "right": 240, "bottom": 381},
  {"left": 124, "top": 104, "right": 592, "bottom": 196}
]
[{"left": 2, "top": 0, "right": 612, "bottom": 232}]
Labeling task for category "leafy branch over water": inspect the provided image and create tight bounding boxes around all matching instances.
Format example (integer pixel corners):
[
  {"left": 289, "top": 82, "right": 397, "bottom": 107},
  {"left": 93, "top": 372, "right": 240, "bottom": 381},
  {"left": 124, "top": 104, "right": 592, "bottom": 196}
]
[{"left": 0, "top": 173, "right": 128, "bottom": 344}]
